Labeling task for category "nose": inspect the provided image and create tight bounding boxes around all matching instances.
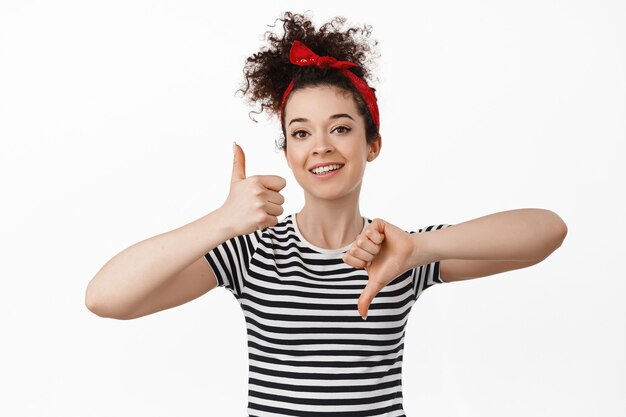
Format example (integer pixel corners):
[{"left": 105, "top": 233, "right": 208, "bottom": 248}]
[{"left": 312, "top": 132, "right": 334, "bottom": 155}]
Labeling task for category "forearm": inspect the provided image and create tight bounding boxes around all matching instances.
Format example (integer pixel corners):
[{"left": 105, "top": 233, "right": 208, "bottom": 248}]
[
  {"left": 85, "top": 207, "right": 235, "bottom": 317},
  {"left": 417, "top": 208, "right": 567, "bottom": 263}
]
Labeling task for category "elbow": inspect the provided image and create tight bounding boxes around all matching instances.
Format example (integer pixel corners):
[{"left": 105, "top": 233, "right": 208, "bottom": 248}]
[
  {"left": 84, "top": 289, "right": 107, "bottom": 318},
  {"left": 545, "top": 210, "right": 568, "bottom": 255},
  {"left": 85, "top": 293, "right": 108, "bottom": 318},
  {"left": 552, "top": 211, "right": 568, "bottom": 246},
  {"left": 84, "top": 283, "right": 101, "bottom": 315},
  {"left": 84, "top": 285, "right": 133, "bottom": 320}
]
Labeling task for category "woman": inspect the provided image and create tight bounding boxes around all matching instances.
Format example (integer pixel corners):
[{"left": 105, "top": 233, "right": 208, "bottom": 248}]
[{"left": 86, "top": 11, "right": 567, "bottom": 416}]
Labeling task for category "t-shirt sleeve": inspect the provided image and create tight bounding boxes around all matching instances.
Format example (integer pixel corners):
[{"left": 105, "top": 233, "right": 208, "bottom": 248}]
[
  {"left": 410, "top": 223, "right": 453, "bottom": 300},
  {"left": 203, "top": 230, "right": 262, "bottom": 300}
]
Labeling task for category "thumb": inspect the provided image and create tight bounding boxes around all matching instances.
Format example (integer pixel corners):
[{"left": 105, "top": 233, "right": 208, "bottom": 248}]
[
  {"left": 231, "top": 142, "right": 246, "bottom": 182},
  {"left": 357, "top": 280, "right": 384, "bottom": 320}
]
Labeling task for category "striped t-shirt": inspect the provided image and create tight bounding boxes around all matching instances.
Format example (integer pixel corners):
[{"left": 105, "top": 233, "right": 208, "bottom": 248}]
[{"left": 204, "top": 213, "right": 451, "bottom": 417}]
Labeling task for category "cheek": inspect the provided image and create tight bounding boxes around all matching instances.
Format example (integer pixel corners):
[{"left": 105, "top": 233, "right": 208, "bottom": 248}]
[
  {"left": 343, "top": 144, "right": 367, "bottom": 163},
  {"left": 286, "top": 149, "right": 306, "bottom": 172}
]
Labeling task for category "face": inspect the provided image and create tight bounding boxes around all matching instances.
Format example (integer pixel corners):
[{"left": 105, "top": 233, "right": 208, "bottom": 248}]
[{"left": 283, "top": 85, "right": 382, "bottom": 203}]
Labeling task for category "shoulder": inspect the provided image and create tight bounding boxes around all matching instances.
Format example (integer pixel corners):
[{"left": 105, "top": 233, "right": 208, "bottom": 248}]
[
  {"left": 408, "top": 223, "right": 452, "bottom": 234},
  {"left": 225, "top": 215, "right": 296, "bottom": 252},
  {"left": 362, "top": 216, "right": 445, "bottom": 234},
  {"left": 257, "top": 213, "right": 300, "bottom": 245},
  {"left": 263, "top": 213, "right": 295, "bottom": 235}
]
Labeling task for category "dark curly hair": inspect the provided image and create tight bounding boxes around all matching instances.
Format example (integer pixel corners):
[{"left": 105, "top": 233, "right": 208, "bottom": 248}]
[{"left": 236, "top": 11, "right": 381, "bottom": 150}]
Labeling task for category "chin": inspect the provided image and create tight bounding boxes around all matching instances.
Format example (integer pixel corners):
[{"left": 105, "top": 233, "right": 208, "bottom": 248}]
[{"left": 306, "top": 185, "right": 362, "bottom": 202}]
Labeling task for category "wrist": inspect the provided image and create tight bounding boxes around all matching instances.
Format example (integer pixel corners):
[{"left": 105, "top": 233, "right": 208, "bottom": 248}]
[
  {"left": 408, "top": 232, "right": 439, "bottom": 269},
  {"left": 204, "top": 206, "right": 238, "bottom": 241}
]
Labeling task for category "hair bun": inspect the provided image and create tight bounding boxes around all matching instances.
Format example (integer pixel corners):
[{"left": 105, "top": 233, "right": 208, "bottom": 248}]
[{"left": 236, "top": 11, "right": 380, "bottom": 127}]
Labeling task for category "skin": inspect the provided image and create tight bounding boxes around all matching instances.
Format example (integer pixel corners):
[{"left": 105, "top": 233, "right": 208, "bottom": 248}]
[
  {"left": 85, "top": 84, "right": 566, "bottom": 324},
  {"left": 281, "top": 84, "right": 568, "bottom": 320},
  {"left": 282, "top": 85, "right": 381, "bottom": 251}
]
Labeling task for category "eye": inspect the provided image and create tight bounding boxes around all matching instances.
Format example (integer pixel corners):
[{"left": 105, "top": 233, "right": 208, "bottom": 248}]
[
  {"left": 291, "top": 130, "right": 308, "bottom": 139},
  {"left": 333, "top": 126, "right": 352, "bottom": 134}
]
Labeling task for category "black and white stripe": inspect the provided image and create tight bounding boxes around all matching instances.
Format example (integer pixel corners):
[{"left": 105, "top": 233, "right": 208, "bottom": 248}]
[{"left": 204, "top": 214, "right": 451, "bottom": 416}]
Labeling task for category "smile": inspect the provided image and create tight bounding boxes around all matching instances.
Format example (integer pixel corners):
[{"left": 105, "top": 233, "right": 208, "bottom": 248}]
[{"left": 309, "top": 163, "right": 344, "bottom": 176}]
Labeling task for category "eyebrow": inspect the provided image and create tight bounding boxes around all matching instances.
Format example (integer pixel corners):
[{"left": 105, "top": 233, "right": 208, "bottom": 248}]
[{"left": 288, "top": 113, "right": 355, "bottom": 127}]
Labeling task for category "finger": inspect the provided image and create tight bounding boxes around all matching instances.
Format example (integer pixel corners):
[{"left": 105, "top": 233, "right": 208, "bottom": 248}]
[
  {"left": 258, "top": 215, "right": 279, "bottom": 230},
  {"left": 231, "top": 142, "right": 246, "bottom": 182},
  {"left": 259, "top": 175, "right": 287, "bottom": 192},
  {"left": 353, "top": 235, "right": 381, "bottom": 257},
  {"left": 264, "top": 201, "right": 285, "bottom": 217},
  {"left": 347, "top": 245, "right": 376, "bottom": 263},
  {"left": 358, "top": 281, "right": 385, "bottom": 320},
  {"left": 342, "top": 252, "right": 368, "bottom": 269},
  {"left": 364, "top": 227, "right": 384, "bottom": 245},
  {"left": 264, "top": 190, "right": 285, "bottom": 206},
  {"left": 368, "top": 219, "right": 387, "bottom": 242}
]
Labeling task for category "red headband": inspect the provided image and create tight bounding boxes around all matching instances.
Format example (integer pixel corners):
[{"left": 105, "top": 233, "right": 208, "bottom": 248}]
[{"left": 279, "top": 40, "right": 380, "bottom": 130}]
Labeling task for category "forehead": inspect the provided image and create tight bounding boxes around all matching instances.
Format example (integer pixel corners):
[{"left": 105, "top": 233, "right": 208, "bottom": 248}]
[{"left": 284, "top": 86, "right": 360, "bottom": 123}]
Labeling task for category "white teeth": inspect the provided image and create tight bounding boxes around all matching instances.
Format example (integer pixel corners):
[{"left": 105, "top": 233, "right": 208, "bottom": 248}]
[{"left": 311, "top": 164, "right": 343, "bottom": 175}]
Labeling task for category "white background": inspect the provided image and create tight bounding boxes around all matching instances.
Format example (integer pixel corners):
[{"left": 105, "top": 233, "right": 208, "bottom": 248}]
[{"left": 1, "top": 0, "right": 624, "bottom": 416}]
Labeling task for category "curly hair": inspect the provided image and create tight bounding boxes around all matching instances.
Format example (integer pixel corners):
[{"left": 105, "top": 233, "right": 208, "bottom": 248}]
[{"left": 235, "top": 11, "right": 381, "bottom": 150}]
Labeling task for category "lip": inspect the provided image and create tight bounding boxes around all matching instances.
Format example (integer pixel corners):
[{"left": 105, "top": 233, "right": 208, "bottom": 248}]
[
  {"left": 309, "top": 164, "right": 344, "bottom": 178},
  {"left": 307, "top": 162, "right": 345, "bottom": 171},
  {"left": 311, "top": 167, "right": 343, "bottom": 180}
]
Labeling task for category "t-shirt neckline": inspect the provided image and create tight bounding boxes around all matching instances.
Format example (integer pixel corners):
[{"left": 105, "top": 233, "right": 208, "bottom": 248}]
[{"left": 291, "top": 212, "right": 369, "bottom": 254}]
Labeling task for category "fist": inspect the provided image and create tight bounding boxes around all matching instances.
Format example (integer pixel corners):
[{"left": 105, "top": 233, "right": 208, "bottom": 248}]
[
  {"left": 221, "top": 142, "right": 287, "bottom": 236},
  {"left": 343, "top": 218, "right": 415, "bottom": 320}
]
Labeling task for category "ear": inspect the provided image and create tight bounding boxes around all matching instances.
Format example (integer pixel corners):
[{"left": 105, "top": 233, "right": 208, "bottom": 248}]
[{"left": 366, "top": 134, "right": 382, "bottom": 162}]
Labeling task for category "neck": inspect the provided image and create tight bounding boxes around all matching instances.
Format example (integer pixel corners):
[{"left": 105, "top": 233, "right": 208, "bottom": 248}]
[{"left": 296, "top": 188, "right": 364, "bottom": 250}]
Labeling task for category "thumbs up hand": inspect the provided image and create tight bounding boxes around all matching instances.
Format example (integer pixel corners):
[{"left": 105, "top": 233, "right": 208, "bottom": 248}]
[
  {"left": 220, "top": 142, "right": 287, "bottom": 237},
  {"left": 342, "top": 219, "right": 418, "bottom": 319}
]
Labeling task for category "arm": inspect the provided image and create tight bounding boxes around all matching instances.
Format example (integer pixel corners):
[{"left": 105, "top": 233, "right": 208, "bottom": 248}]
[
  {"left": 411, "top": 208, "right": 568, "bottom": 282},
  {"left": 85, "top": 208, "right": 235, "bottom": 320},
  {"left": 85, "top": 143, "right": 287, "bottom": 320},
  {"left": 344, "top": 208, "right": 567, "bottom": 318}
]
